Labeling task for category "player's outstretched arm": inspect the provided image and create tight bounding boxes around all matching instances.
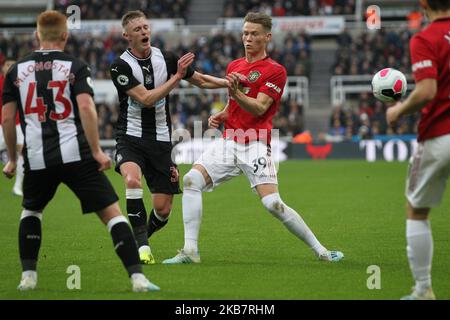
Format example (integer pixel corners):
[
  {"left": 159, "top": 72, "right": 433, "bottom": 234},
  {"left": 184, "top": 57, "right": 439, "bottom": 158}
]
[
  {"left": 2, "top": 101, "right": 18, "bottom": 178},
  {"left": 386, "top": 78, "right": 437, "bottom": 126},
  {"left": 76, "top": 93, "right": 112, "bottom": 171},
  {"left": 186, "top": 72, "right": 229, "bottom": 89},
  {"left": 125, "top": 52, "right": 195, "bottom": 108}
]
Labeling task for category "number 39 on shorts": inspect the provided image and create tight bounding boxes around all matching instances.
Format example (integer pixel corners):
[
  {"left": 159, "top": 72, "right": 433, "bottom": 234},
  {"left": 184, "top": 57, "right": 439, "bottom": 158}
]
[{"left": 252, "top": 156, "right": 268, "bottom": 175}]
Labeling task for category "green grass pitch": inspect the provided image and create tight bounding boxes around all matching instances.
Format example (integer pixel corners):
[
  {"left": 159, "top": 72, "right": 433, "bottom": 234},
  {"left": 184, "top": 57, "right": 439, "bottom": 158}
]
[{"left": 0, "top": 160, "right": 449, "bottom": 300}]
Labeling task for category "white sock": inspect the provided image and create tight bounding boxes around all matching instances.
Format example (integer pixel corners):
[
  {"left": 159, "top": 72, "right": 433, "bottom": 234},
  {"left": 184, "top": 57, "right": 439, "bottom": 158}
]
[
  {"left": 262, "top": 193, "right": 326, "bottom": 256},
  {"left": 406, "top": 219, "right": 433, "bottom": 294},
  {"left": 22, "top": 270, "right": 37, "bottom": 280},
  {"left": 130, "top": 273, "right": 146, "bottom": 282},
  {"left": 138, "top": 245, "right": 151, "bottom": 255},
  {"left": 14, "top": 154, "right": 24, "bottom": 190},
  {"left": 182, "top": 188, "right": 202, "bottom": 254}
]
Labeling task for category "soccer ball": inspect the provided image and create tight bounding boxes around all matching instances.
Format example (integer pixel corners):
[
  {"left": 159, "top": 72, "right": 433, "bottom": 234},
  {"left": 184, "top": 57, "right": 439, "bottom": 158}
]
[{"left": 371, "top": 68, "right": 407, "bottom": 103}]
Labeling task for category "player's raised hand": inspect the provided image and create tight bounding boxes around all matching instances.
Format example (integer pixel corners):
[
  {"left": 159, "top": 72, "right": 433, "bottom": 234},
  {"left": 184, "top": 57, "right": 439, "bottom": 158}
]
[
  {"left": 93, "top": 150, "right": 112, "bottom": 172},
  {"left": 208, "top": 110, "right": 229, "bottom": 129},
  {"left": 176, "top": 52, "right": 195, "bottom": 79},
  {"left": 226, "top": 72, "right": 243, "bottom": 96},
  {"left": 2, "top": 161, "right": 17, "bottom": 179}
]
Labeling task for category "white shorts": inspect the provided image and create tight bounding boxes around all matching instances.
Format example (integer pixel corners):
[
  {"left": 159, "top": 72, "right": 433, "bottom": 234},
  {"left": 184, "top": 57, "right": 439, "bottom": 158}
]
[
  {"left": 194, "top": 138, "right": 278, "bottom": 191},
  {"left": 406, "top": 134, "right": 450, "bottom": 208},
  {"left": 0, "top": 125, "right": 24, "bottom": 151}
]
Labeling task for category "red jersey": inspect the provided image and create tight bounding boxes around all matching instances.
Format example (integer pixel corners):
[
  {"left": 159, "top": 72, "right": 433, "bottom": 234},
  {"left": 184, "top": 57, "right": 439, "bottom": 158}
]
[
  {"left": 0, "top": 73, "right": 20, "bottom": 125},
  {"left": 224, "top": 56, "right": 287, "bottom": 144},
  {"left": 410, "top": 17, "right": 450, "bottom": 141}
]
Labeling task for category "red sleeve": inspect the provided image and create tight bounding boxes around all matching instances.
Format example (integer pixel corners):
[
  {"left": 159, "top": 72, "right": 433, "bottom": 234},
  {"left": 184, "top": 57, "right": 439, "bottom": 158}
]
[
  {"left": 410, "top": 34, "right": 438, "bottom": 81},
  {"left": 258, "top": 65, "right": 287, "bottom": 102}
]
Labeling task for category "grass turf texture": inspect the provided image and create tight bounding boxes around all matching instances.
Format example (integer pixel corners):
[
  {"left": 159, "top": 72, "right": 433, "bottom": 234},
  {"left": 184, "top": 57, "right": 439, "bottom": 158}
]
[{"left": 0, "top": 160, "right": 449, "bottom": 300}]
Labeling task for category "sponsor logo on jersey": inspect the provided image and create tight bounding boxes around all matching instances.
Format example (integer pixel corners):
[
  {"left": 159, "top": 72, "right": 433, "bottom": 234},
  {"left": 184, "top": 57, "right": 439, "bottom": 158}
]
[
  {"left": 265, "top": 81, "right": 281, "bottom": 93},
  {"left": 412, "top": 60, "right": 433, "bottom": 72},
  {"left": 445, "top": 31, "right": 450, "bottom": 44},
  {"left": 86, "top": 77, "right": 94, "bottom": 89},
  {"left": 248, "top": 70, "right": 261, "bottom": 82},
  {"left": 117, "top": 74, "right": 129, "bottom": 86}
]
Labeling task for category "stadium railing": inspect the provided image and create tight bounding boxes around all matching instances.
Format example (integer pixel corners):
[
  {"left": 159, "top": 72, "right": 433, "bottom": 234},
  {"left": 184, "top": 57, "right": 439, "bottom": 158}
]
[{"left": 330, "top": 74, "right": 415, "bottom": 106}]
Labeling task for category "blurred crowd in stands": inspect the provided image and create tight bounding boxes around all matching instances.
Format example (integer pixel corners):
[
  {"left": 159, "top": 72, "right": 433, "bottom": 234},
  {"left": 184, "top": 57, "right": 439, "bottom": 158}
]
[
  {"left": 54, "top": 0, "right": 355, "bottom": 21},
  {"left": 0, "top": 29, "right": 309, "bottom": 140},
  {"left": 324, "top": 28, "right": 419, "bottom": 142},
  {"left": 0, "top": 31, "right": 312, "bottom": 80},
  {"left": 322, "top": 93, "right": 419, "bottom": 143},
  {"left": 333, "top": 28, "right": 413, "bottom": 76},
  {"left": 223, "top": 0, "right": 356, "bottom": 17},
  {"left": 54, "top": 0, "right": 191, "bottom": 20},
  {"left": 1, "top": 0, "right": 423, "bottom": 142}
]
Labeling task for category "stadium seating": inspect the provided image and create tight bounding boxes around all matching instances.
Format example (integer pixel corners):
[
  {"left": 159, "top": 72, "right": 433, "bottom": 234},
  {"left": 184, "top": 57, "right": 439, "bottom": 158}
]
[
  {"left": 222, "top": 0, "right": 356, "bottom": 17},
  {"left": 325, "top": 28, "right": 418, "bottom": 140},
  {"left": 0, "top": 30, "right": 307, "bottom": 139},
  {"left": 54, "top": 0, "right": 191, "bottom": 20}
]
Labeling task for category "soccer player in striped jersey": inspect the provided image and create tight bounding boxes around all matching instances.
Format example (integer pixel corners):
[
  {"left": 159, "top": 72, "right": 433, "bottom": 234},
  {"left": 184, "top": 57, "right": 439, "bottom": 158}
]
[
  {"left": 164, "top": 12, "right": 344, "bottom": 265},
  {"left": 110, "top": 10, "right": 228, "bottom": 264},
  {"left": 2, "top": 10, "right": 159, "bottom": 292},
  {"left": 386, "top": 0, "right": 450, "bottom": 300}
]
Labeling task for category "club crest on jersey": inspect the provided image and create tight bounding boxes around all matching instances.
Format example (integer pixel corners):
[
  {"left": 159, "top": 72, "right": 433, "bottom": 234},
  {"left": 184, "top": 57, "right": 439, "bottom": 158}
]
[
  {"left": 242, "top": 87, "right": 250, "bottom": 94},
  {"left": 248, "top": 71, "right": 261, "bottom": 83},
  {"left": 145, "top": 75, "right": 153, "bottom": 85},
  {"left": 117, "top": 75, "right": 129, "bottom": 86}
]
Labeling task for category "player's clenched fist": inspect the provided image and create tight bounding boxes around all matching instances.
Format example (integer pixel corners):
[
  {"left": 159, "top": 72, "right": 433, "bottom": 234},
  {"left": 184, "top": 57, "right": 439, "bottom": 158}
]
[
  {"left": 2, "top": 161, "right": 17, "bottom": 179},
  {"left": 93, "top": 151, "right": 112, "bottom": 172},
  {"left": 208, "top": 110, "right": 229, "bottom": 129}
]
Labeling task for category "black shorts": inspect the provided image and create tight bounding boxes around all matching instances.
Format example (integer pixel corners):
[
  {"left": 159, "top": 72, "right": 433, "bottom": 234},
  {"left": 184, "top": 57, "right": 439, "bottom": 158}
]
[
  {"left": 114, "top": 137, "right": 181, "bottom": 194},
  {"left": 23, "top": 160, "right": 119, "bottom": 214}
]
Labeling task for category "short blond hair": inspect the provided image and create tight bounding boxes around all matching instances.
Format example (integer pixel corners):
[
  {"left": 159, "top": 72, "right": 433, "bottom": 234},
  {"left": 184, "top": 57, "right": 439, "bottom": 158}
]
[
  {"left": 244, "top": 12, "right": 272, "bottom": 32},
  {"left": 121, "top": 10, "right": 147, "bottom": 28},
  {"left": 37, "top": 10, "right": 67, "bottom": 42}
]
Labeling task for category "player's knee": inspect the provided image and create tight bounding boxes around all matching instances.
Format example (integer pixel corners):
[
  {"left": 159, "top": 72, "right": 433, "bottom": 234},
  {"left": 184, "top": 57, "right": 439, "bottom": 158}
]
[
  {"left": 154, "top": 208, "right": 171, "bottom": 220},
  {"left": 153, "top": 205, "right": 172, "bottom": 218},
  {"left": 183, "top": 169, "right": 206, "bottom": 192},
  {"left": 261, "top": 193, "right": 286, "bottom": 219},
  {"left": 125, "top": 175, "right": 141, "bottom": 189}
]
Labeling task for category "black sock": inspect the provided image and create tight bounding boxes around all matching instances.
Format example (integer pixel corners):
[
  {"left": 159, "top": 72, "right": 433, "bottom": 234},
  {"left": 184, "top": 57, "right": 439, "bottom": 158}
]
[
  {"left": 110, "top": 221, "right": 142, "bottom": 277},
  {"left": 19, "top": 216, "right": 42, "bottom": 271},
  {"left": 147, "top": 209, "right": 169, "bottom": 238},
  {"left": 127, "top": 198, "right": 148, "bottom": 248}
]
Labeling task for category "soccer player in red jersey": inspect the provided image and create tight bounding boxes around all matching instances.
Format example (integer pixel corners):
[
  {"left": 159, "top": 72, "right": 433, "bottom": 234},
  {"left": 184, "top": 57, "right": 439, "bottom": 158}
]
[
  {"left": 386, "top": 0, "right": 450, "bottom": 300},
  {"left": 164, "top": 12, "right": 344, "bottom": 264},
  {"left": 0, "top": 58, "right": 24, "bottom": 196}
]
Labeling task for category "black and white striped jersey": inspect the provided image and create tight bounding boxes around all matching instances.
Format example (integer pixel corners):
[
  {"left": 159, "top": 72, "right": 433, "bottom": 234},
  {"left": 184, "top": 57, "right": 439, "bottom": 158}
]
[
  {"left": 110, "top": 47, "right": 194, "bottom": 142},
  {"left": 2, "top": 50, "right": 94, "bottom": 171}
]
